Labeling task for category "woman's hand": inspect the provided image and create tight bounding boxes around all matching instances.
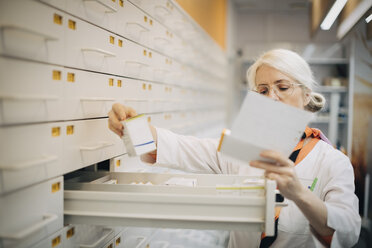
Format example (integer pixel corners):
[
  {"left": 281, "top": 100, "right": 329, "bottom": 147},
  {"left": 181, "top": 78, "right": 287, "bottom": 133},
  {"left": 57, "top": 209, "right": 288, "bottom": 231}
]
[
  {"left": 108, "top": 103, "right": 137, "bottom": 137},
  {"left": 250, "top": 150, "right": 335, "bottom": 237},
  {"left": 249, "top": 150, "right": 306, "bottom": 201}
]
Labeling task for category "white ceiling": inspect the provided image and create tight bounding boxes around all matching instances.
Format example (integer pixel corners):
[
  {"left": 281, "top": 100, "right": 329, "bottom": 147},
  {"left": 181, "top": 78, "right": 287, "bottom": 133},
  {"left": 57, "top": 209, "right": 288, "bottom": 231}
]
[{"left": 233, "top": 0, "right": 310, "bottom": 13}]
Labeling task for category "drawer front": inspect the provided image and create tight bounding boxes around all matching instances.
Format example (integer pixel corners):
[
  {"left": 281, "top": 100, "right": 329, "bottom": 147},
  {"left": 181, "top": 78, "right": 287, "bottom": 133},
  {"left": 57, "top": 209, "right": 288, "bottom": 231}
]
[
  {"left": 74, "top": 225, "right": 116, "bottom": 248},
  {"left": 0, "top": 177, "right": 63, "bottom": 248},
  {"left": 64, "top": 172, "right": 276, "bottom": 235},
  {"left": 62, "top": 118, "right": 125, "bottom": 174},
  {"left": 64, "top": 15, "right": 120, "bottom": 76},
  {"left": 29, "top": 225, "right": 75, "bottom": 248},
  {"left": 62, "top": 68, "right": 121, "bottom": 120},
  {"left": 0, "top": 57, "right": 64, "bottom": 125},
  {"left": 0, "top": 123, "right": 63, "bottom": 194},
  {"left": 0, "top": 0, "right": 64, "bottom": 64}
]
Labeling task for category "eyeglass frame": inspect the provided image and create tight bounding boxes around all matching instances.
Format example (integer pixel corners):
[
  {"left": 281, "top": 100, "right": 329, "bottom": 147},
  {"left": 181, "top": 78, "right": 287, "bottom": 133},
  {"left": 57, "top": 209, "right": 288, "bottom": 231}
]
[{"left": 252, "top": 80, "right": 304, "bottom": 98}]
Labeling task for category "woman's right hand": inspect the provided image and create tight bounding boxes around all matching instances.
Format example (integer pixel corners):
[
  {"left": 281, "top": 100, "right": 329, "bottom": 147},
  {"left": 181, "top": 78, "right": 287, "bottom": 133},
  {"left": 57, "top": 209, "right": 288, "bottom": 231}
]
[{"left": 108, "top": 103, "right": 137, "bottom": 137}]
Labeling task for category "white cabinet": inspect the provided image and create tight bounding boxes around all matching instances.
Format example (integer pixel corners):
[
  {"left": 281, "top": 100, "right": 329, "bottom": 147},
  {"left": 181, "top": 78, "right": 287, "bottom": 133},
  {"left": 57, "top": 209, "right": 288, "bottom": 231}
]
[
  {"left": 0, "top": 177, "right": 63, "bottom": 248},
  {"left": 0, "top": 0, "right": 228, "bottom": 246}
]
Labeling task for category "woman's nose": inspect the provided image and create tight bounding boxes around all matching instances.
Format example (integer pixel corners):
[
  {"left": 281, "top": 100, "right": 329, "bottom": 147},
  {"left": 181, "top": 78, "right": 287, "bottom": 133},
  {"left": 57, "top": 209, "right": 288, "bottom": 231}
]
[{"left": 267, "top": 88, "right": 280, "bottom": 101}]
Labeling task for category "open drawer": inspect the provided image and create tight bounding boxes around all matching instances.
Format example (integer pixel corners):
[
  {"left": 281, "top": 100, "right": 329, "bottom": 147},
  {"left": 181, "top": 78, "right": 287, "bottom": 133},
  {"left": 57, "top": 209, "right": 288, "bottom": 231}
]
[{"left": 64, "top": 172, "right": 278, "bottom": 236}]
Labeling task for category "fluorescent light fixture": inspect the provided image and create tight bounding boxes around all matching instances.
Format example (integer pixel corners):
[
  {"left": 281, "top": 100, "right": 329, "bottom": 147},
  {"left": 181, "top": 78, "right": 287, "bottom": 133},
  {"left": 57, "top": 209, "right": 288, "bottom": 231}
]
[
  {"left": 337, "top": 0, "right": 372, "bottom": 39},
  {"left": 320, "top": 0, "right": 348, "bottom": 30},
  {"left": 366, "top": 13, "right": 372, "bottom": 23}
]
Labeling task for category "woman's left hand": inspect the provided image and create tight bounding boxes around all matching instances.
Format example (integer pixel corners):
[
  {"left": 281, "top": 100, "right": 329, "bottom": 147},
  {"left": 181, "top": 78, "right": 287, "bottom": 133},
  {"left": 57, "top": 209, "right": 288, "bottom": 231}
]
[{"left": 250, "top": 150, "right": 306, "bottom": 201}]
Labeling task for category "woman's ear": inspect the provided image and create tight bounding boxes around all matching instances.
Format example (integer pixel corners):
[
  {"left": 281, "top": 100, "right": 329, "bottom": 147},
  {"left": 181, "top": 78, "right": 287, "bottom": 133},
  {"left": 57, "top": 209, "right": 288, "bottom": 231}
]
[{"left": 303, "top": 90, "right": 311, "bottom": 107}]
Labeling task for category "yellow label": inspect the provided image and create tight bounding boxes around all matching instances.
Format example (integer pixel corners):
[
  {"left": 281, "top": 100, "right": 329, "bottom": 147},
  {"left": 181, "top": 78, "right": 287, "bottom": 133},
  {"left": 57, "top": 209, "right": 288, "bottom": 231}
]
[
  {"left": 143, "top": 49, "right": 147, "bottom": 56},
  {"left": 117, "top": 80, "right": 122, "bottom": 87},
  {"left": 149, "top": 19, "right": 153, "bottom": 25},
  {"left": 148, "top": 84, "right": 152, "bottom": 90},
  {"left": 116, "top": 159, "right": 121, "bottom": 167},
  {"left": 110, "top": 36, "right": 115, "bottom": 44},
  {"left": 144, "top": 16, "right": 148, "bottom": 22},
  {"left": 142, "top": 83, "right": 146, "bottom": 90},
  {"left": 53, "top": 70, "right": 61, "bottom": 80},
  {"left": 52, "top": 127, "right": 60, "bottom": 137},
  {"left": 109, "top": 78, "right": 114, "bottom": 86},
  {"left": 53, "top": 14, "right": 63, "bottom": 25},
  {"left": 68, "top": 19, "right": 76, "bottom": 30},
  {"left": 148, "top": 52, "right": 152, "bottom": 58},
  {"left": 118, "top": 39, "right": 123, "bottom": 47},
  {"left": 66, "top": 125, "right": 74, "bottom": 135},
  {"left": 52, "top": 182, "right": 61, "bottom": 193},
  {"left": 107, "top": 244, "right": 113, "bottom": 248},
  {"left": 116, "top": 237, "right": 121, "bottom": 245},
  {"left": 66, "top": 227, "right": 75, "bottom": 239},
  {"left": 147, "top": 116, "right": 151, "bottom": 123},
  {"left": 112, "top": 0, "right": 116, "bottom": 2},
  {"left": 52, "top": 235, "right": 61, "bottom": 247},
  {"left": 67, "top": 72, "right": 75, "bottom": 83},
  {"left": 119, "top": 0, "right": 124, "bottom": 7}
]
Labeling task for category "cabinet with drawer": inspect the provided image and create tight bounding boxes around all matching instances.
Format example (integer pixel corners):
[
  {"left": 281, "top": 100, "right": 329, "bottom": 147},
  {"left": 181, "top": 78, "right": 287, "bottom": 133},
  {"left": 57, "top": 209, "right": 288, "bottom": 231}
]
[{"left": 0, "top": 177, "right": 63, "bottom": 248}]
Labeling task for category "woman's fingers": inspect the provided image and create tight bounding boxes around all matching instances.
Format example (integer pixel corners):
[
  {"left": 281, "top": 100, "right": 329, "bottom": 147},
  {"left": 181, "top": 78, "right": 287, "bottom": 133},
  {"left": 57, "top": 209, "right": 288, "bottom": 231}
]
[
  {"left": 108, "top": 110, "right": 123, "bottom": 136},
  {"left": 250, "top": 160, "right": 292, "bottom": 175},
  {"left": 259, "top": 150, "right": 294, "bottom": 167},
  {"left": 109, "top": 103, "right": 139, "bottom": 137}
]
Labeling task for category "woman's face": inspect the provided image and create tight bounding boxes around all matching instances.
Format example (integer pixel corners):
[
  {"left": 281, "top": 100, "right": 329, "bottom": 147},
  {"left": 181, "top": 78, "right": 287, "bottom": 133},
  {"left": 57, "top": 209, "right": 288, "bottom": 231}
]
[{"left": 255, "top": 65, "right": 309, "bottom": 109}]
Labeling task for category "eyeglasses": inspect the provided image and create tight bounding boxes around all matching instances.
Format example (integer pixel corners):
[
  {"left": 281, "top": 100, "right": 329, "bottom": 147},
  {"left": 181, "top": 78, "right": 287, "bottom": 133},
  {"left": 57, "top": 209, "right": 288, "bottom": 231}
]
[{"left": 253, "top": 81, "right": 302, "bottom": 98}]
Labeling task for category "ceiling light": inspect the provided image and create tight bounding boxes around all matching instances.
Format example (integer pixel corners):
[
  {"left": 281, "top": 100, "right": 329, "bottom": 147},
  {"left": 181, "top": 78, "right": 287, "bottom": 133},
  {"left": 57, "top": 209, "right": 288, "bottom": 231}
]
[
  {"left": 366, "top": 13, "right": 372, "bottom": 23},
  {"left": 320, "top": 0, "right": 348, "bottom": 30}
]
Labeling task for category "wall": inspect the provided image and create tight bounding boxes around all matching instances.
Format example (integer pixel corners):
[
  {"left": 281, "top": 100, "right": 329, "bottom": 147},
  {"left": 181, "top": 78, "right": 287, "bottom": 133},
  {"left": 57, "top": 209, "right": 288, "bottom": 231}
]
[
  {"left": 175, "top": 0, "right": 227, "bottom": 49},
  {"left": 350, "top": 19, "right": 372, "bottom": 215}
]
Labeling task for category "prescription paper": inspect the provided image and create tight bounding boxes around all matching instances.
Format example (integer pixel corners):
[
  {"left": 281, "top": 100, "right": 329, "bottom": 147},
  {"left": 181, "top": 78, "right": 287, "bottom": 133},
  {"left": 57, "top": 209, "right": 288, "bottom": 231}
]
[{"left": 220, "top": 91, "right": 314, "bottom": 163}]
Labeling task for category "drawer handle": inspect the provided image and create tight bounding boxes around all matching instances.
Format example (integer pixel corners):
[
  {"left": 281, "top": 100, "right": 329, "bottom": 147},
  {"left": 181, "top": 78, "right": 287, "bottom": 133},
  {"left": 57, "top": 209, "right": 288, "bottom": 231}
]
[
  {"left": 154, "top": 5, "right": 172, "bottom": 16},
  {"left": 80, "top": 142, "right": 114, "bottom": 151},
  {"left": 0, "top": 213, "right": 58, "bottom": 239},
  {"left": 80, "top": 97, "right": 115, "bottom": 102},
  {"left": 0, "top": 94, "right": 58, "bottom": 101},
  {"left": 125, "top": 61, "right": 150, "bottom": 67},
  {"left": 81, "top": 48, "right": 116, "bottom": 57},
  {"left": 83, "top": 0, "right": 117, "bottom": 13},
  {"left": 154, "top": 37, "right": 170, "bottom": 44},
  {"left": 80, "top": 228, "right": 114, "bottom": 248},
  {"left": 0, "top": 25, "right": 58, "bottom": 41},
  {"left": 126, "top": 22, "right": 149, "bottom": 32},
  {"left": 0, "top": 155, "right": 58, "bottom": 171}
]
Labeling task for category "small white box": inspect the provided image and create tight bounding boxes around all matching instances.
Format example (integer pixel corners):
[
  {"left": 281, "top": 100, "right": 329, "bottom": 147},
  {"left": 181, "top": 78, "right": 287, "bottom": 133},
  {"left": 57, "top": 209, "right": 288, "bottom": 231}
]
[{"left": 122, "top": 114, "right": 156, "bottom": 157}]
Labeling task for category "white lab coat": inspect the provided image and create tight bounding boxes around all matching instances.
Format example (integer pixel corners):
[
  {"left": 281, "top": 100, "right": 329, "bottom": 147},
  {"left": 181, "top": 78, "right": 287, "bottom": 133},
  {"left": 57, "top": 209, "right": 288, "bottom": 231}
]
[{"left": 155, "top": 128, "right": 361, "bottom": 248}]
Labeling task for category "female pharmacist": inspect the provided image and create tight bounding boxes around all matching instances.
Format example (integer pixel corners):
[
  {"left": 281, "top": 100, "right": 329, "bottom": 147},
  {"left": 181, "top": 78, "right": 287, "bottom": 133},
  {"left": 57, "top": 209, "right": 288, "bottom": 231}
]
[{"left": 108, "top": 49, "right": 361, "bottom": 248}]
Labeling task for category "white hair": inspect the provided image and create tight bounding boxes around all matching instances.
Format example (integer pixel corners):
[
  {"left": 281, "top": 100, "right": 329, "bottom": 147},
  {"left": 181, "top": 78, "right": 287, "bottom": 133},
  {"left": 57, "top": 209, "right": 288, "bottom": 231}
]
[{"left": 246, "top": 49, "right": 325, "bottom": 112}]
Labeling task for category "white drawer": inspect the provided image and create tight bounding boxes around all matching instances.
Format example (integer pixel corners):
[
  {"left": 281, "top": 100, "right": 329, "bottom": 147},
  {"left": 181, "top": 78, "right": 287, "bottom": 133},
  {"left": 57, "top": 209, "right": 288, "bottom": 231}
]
[
  {"left": 64, "top": 172, "right": 277, "bottom": 235},
  {"left": 0, "top": 0, "right": 64, "bottom": 64},
  {"left": 120, "top": 227, "right": 157, "bottom": 248},
  {"left": 62, "top": 68, "right": 121, "bottom": 120},
  {"left": 29, "top": 225, "right": 74, "bottom": 248},
  {"left": 62, "top": 118, "right": 125, "bottom": 174},
  {"left": 64, "top": 15, "right": 120, "bottom": 76},
  {"left": 75, "top": 225, "right": 116, "bottom": 248},
  {"left": 0, "top": 123, "right": 63, "bottom": 194},
  {"left": 64, "top": 0, "right": 117, "bottom": 33},
  {"left": 0, "top": 177, "right": 63, "bottom": 248},
  {"left": 0, "top": 57, "right": 64, "bottom": 125}
]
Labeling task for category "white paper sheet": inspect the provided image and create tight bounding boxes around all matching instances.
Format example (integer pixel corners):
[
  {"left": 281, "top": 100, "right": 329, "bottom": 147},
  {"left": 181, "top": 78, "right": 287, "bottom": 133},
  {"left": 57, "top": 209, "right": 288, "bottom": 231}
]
[{"left": 221, "top": 91, "right": 314, "bottom": 163}]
